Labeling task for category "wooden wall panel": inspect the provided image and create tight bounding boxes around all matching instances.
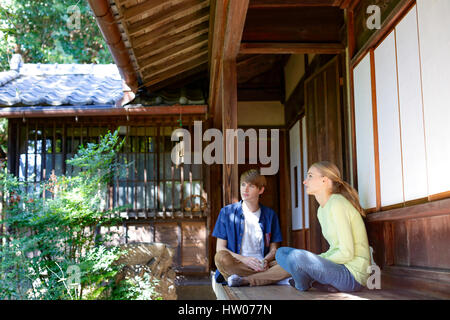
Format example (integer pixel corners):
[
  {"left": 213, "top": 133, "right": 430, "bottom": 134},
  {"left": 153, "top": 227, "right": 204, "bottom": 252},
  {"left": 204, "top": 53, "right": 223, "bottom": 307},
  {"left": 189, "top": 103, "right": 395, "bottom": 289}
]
[
  {"left": 314, "top": 76, "right": 327, "bottom": 160},
  {"left": 278, "top": 130, "right": 291, "bottom": 247},
  {"left": 292, "top": 229, "right": 309, "bottom": 250},
  {"left": 305, "top": 56, "right": 343, "bottom": 254},
  {"left": 182, "top": 221, "right": 207, "bottom": 268},
  {"left": 324, "top": 62, "right": 342, "bottom": 168},
  {"left": 392, "top": 221, "right": 409, "bottom": 266},
  {"left": 155, "top": 222, "right": 180, "bottom": 265},
  {"left": 407, "top": 215, "right": 450, "bottom": 269},
  {"left": 366, "top": 198, "right": 450, "bottom": 298},
  {"left": 127, "top": 224, "right": 152, "bottom": 243},
  {"left": 365, "top": 221, "right": 385, "bottom": 267},
  {"left": 370, "top": 212, "right": 450, "bottom": 270}
]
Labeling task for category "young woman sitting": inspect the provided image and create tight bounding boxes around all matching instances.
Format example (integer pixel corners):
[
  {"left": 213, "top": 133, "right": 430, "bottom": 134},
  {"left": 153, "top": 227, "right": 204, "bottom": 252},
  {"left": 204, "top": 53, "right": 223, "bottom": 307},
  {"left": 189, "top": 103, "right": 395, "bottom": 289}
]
[{"left": 276, "top": 161, "right": 371, "bottom": 293}]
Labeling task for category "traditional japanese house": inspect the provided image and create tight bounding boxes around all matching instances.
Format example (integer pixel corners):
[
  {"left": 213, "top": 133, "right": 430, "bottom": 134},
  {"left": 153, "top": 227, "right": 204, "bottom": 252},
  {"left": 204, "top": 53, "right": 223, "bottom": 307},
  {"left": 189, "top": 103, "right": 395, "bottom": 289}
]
[{"left": 0, "top": 0, "right": 449, "bottom": 299}]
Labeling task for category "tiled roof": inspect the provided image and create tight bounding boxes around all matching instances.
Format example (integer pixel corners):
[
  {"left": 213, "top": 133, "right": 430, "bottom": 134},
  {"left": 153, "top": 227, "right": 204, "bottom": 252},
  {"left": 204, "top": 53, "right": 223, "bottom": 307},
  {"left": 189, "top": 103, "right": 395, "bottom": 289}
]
[
  {"left": 0, "top": 60, "right": 123, "bottom": 106},
  {"left": 0, "top": 55, "right": 207, "bottom": 111}
]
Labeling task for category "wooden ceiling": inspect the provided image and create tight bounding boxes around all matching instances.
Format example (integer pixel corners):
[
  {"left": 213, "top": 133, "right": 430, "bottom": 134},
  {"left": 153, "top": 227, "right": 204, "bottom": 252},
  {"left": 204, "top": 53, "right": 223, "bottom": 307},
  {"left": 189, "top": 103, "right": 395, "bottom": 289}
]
[
  {"left": 248, "top": 0, "right": 353, "bottom": 8},
  {"left": 113, "top": 0, "right": 210, "bottom": 90},
  {"left": 104, "top": 0, "right": 357, "bottom": 94}
]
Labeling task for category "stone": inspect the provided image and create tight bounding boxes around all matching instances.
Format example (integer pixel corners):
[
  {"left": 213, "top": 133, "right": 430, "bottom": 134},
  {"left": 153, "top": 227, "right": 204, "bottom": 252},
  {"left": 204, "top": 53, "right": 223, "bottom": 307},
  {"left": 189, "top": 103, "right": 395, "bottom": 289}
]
[{"left": 115, "top": 242, "right": 177, "bottom": 300}]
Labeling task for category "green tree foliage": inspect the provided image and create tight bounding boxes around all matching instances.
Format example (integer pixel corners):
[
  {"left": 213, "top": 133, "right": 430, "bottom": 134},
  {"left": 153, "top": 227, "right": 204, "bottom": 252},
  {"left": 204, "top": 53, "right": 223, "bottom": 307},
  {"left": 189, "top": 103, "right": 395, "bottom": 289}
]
[
  {"left": 0, "top": 0, "right": 113, "bottom": 71},
  {"left": 0, "top": 131, "right": 161, "bottom": 300},
  {"left": 0, "top": 118, "right": 6, "bottom": 157}
]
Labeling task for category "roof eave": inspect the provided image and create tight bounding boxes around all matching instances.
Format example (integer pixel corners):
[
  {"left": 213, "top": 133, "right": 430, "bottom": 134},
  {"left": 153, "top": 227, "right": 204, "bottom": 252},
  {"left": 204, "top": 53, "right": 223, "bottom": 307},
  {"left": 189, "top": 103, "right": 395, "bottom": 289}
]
[
  {"left": 0, "top": 104, "right": 208, "bottom": 118},
  {"left": 88, "top": 0, "right": 139, "bottom": 93}
]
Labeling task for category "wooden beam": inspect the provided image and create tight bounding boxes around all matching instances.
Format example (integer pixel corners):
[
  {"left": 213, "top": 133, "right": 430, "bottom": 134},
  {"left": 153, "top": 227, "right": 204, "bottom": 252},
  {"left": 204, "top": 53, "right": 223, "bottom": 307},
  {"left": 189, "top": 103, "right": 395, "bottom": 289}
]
[
  {"left": 237, "top": 54, "right": 280, "bottom": 84},
  {"left": 240, "top": 42, "right": 345, "bottom": 54},
  {"left": 142, "top": 49, "right": 208, "bottom": 78},
  {"left": 142, "top": 56, "right": 208, "bottom": 87},
  {"left": 131, "top": 7, "right": 210, "bottom": 49},
  {"left": 365, "top": 198, "right": 450, "bottom": 223},
  {"left": 207, "top": 0, "right": 217, "bottom": 75},
  {"left": 223, "top": 0, "right": 250, "bottom": 60},
  {"left": 145, "top": 64, "right": 207, "bottom": 93},
  {"left": 134, "top": 22, "right": 209, "bottom": 60},
  {"left": 139, "top": 35, "right": 208, "bottom": 70},
  {"left": 351, "top": 0, "right": 413, "bottom": 67},
  {"left": 127, "top": 0, "right": 209, "bottom": 37},
  {"left": 249, "top": 0, "right": 342, "bottom": 8},
  {"left": 121, "top": 0, "right": 167, "bottom": 21},
  {"left": 0, "top": 105, "right": 208, "bottom": 118},
  {"left": 242, "top": 6, "right": 344, "bottom": 43},
  {"left": 208, "top": 0, "right": 227, "bottom": 115},
  {"left": 209, "top": 0, "right": 250, "bottom": 111},
  {"left": 339, "top": 0, "right": 355, "bottom": 9}
]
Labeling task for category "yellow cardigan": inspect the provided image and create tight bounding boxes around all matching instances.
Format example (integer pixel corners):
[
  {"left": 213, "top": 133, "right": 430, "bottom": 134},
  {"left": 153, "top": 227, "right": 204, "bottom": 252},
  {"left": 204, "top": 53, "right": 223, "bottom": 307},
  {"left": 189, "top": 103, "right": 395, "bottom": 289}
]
[{"left": 317, "top": 194, "right": 371, "bottom": 286}]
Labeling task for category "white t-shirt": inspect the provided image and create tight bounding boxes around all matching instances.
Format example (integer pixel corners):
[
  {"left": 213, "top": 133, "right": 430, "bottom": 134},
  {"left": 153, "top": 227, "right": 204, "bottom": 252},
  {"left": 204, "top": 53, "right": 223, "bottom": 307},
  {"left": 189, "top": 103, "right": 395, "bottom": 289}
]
[{"left": 241, "top": 202, "right": 264, "bottom": 260}]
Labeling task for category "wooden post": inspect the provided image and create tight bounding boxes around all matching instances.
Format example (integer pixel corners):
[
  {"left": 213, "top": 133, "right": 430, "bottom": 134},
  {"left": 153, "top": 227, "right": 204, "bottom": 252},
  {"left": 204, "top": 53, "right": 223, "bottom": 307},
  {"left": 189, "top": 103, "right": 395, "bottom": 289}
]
[
  {"left": 221, "top": 60, "right": 239, "bottom": 205},
  {"left": 209, "top": 0, "right": 250, "bottom": 206}
]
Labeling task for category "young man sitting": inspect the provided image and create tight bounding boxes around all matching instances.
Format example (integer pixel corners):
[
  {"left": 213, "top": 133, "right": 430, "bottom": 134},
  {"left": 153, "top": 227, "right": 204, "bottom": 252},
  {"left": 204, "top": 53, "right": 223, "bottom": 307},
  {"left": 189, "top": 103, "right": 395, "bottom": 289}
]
[{"left": 212, "top": 169, "right": 290, "bottom": 287}]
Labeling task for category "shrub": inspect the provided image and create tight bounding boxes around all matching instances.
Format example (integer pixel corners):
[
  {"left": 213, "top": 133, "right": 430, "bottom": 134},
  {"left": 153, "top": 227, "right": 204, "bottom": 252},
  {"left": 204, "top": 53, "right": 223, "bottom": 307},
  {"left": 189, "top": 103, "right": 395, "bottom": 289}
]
[{"left": 0, "top": 130, "right": 159, "bottom": 300}]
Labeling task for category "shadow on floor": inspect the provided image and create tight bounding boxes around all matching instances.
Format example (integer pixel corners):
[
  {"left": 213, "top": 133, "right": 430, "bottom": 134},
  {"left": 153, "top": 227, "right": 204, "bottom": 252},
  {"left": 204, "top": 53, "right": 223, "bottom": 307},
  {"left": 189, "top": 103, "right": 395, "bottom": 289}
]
[
  {"left": 175, "top": 274, "right": 217, "bottom": 300},
  {"left": 176, "top": 285, "right": 217, "bottom": 300}
]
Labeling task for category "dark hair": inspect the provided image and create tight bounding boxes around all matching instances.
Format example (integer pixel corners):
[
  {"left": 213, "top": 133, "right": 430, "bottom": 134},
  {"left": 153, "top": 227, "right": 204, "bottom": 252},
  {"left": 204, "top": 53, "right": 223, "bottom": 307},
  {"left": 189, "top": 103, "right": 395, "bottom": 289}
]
[{"left": 311, "top": 161, "right": 366, "bottom": 218}]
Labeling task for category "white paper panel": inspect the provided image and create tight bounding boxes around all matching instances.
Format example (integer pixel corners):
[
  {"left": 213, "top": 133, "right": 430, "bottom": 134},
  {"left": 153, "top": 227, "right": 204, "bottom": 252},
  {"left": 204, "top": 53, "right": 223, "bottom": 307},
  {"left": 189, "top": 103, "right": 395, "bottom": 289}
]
[
  {"left": 289, "top": 120, "right": 302, "bottom": 230},
  {"left": 417, "top": 0, "right": 450, "bottom": 195},
  {"left": 395, "top": 6, "right": 428, "bottom": 201},
  {"left": 301, "top": 116, "right": 309, "bottom": 229},
  {"left": 374, "top": 31, "right": 404, "bottom": 206},
  {"left": 353, "top": 54, "right": 377, "bottom": 209}
]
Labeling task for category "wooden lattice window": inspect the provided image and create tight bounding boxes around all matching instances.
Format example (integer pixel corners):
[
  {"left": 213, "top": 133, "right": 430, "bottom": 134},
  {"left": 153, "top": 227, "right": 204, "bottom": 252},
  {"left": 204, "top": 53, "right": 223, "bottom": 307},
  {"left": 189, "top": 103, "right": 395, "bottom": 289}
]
[{"left": 12, "top": 119, "right": 206, "bottom": 219}]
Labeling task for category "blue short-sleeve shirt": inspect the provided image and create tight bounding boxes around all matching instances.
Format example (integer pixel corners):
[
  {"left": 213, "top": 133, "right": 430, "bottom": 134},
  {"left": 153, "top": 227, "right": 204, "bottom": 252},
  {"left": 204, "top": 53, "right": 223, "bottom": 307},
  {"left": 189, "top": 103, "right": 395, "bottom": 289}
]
[{"left": 212, "top": 200, "right": 282, "bottom": 283}]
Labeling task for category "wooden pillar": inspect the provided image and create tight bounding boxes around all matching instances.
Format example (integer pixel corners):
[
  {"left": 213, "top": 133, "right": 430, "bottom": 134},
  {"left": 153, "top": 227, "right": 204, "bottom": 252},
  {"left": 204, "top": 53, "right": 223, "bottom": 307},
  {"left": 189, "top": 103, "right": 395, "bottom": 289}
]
[
  {"left": 207, "top": 1, "right": 249, "bottom": 269},
  {"left": 221, "top": 60, "right": 239, "bottom": 205},
  {"left": 209, "top": 0, "right": 249, "bottom": 207}
]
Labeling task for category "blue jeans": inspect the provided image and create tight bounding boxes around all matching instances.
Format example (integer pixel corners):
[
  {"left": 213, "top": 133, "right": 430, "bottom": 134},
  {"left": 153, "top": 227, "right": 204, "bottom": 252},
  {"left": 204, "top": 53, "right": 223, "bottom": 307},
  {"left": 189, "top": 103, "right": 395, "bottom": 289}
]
[{"left": 276, "top": 247, "right": 363, "bottom": 292}]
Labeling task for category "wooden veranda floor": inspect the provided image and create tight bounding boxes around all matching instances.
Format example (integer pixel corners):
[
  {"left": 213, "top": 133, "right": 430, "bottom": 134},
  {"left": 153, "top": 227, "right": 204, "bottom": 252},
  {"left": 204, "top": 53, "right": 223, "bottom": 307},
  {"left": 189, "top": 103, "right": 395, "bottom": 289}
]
[{"left": 212, "top": 277, "right": 433, "bottom": 300}]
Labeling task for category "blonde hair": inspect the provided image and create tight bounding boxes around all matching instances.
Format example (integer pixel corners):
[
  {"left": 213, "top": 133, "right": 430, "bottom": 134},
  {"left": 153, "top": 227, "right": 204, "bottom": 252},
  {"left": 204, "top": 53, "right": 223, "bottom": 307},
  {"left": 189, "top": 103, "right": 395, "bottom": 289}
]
[
  {"left": 311, "top": 161, "right": 366, "bottom": 218},
  {"left": 240, "top": 169, "right": 266, "bottom": 189}
]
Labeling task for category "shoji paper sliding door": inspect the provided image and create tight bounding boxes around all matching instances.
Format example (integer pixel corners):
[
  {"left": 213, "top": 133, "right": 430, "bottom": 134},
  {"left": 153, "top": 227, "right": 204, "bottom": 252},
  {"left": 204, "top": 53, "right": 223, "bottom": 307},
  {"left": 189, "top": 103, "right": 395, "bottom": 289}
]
[
  {"left": 289, "top": 118, "right": 309, "bottom": 231},
  {"left": 353, "top": 54, "right": 377, "bottom": 210},
  {"left": 417, "top": 0, "right": 450, "bottom": 196},
  {"left": 289, "top": 120, "right": 302, "bottom": 230},
  {"left": 374, "top": 31, "right": 404, "bottom": 207},
  {"left": 395, "top": 6, "right": 428, "bottom": 201},
  {"left": 301, "top": 116, "right": 309, "bottom": 229}
]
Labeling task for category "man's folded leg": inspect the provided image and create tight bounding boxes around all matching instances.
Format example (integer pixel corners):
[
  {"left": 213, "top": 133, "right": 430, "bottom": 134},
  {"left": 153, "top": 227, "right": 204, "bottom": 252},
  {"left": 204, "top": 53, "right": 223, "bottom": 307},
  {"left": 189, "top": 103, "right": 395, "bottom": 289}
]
[
  {"left": 246, "top": 261, "right": 291, "bottom": 286},
  {"left": 214, "top": 250, "right": 256, "bottom": 280}
]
